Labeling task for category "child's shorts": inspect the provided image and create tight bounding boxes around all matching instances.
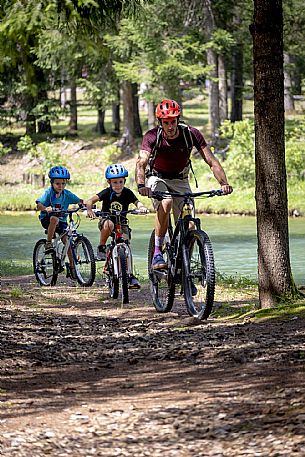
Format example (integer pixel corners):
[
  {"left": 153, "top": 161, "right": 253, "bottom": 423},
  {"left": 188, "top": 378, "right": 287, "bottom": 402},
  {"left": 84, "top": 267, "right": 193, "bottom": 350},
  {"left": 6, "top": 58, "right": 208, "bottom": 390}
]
[
  {"left": 98, "top": 218, "right": 131, "bottom": 240},
  {"left": 40, "top": 215, "right": 68, "bottom": 234}
]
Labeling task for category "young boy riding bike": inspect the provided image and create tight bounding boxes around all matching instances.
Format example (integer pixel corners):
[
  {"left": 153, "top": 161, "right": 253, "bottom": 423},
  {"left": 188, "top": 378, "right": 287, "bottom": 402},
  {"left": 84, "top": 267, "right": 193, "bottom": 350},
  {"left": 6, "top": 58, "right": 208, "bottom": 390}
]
[
  {"left": 36, "top": 165, "right": 83, "bottom": 280},
  {"left": 86, "top": 163, "right": 148, "bottom": 289}
]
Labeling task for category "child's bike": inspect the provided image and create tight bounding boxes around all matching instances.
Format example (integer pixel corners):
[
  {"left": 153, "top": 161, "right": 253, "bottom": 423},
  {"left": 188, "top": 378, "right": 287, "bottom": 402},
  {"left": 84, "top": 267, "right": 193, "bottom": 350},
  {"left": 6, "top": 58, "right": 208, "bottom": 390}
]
[
  {"left": 33, "top": 206, "right": 96, "bottom": 287},
  {"left": 148, "top": 189, "right": 224, "bottom": 320},
  {"left": 93, "top": 209, "right": 145, "bottom": 305}
]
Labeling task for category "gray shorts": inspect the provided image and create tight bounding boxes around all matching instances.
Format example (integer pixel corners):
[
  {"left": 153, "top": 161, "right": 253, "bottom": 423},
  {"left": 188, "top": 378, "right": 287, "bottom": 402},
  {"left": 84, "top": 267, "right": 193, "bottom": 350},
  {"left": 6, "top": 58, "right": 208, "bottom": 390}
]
[{"left": 146, "top": 169, "right": 193, "bottom": 222}]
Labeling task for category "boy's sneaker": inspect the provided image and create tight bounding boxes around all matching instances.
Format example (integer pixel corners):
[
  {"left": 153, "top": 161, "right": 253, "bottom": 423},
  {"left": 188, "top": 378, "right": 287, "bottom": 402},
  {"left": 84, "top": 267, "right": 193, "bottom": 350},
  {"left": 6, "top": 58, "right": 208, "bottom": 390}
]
[
  {"left": 129, "top": 274, "right": 141, "bottom": 289},
  {"left": 96, "top": 245, "right": 106, "bottom": 261},
  {"left": 45, "top": 241, "right": 54, "bottom": 254},
  {"left": 151, "top": 253, "right": 167, "bottom": 270}
]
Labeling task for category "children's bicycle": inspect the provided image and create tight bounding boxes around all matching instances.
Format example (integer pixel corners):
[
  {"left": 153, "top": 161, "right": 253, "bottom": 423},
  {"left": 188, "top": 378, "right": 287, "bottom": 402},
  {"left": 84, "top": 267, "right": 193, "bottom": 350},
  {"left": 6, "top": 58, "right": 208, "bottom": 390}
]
[
  {"left": 148, "top": 189, "right": 224, "bottom": 320},
  {"left": 33, "top": 206, "right": 96, "bottom": 287},
  {"left": 93, "top": 209, "right": 145, "bottom": 305}
]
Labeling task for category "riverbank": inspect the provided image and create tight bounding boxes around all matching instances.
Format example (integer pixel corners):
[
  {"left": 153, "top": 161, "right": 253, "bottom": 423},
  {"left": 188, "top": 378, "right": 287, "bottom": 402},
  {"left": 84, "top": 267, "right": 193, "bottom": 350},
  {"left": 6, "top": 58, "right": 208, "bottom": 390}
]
[{"left": 1, "top": 136, "right": 305, "bottom": 214}]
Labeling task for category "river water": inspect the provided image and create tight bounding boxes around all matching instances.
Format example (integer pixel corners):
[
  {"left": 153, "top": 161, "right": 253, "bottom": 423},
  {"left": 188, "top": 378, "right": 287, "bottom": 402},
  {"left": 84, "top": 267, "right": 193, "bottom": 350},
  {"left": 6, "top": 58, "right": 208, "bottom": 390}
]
[{"left": 0, "top": 212, "right": 304, "bottom": 284}]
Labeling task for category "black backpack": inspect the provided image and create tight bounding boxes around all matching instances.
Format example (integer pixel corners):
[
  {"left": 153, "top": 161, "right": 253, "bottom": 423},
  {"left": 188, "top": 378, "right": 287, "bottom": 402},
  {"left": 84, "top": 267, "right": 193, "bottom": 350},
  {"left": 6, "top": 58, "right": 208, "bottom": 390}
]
[{"left": 147, "top": 121, "right": 198, "bottom": 187}]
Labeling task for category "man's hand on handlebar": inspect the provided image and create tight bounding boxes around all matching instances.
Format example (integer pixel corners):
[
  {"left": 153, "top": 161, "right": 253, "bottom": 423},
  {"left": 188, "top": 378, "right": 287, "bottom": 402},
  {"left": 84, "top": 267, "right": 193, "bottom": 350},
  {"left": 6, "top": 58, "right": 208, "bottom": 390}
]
[
  {"left": 137, "top": 206, "right": 150, "bottom": 214},
  {"left": 221, "top": 184, "right": 233, "bottom": 195},
  {"left": 138, "top": 186, "right": 152, "bottom": 198}
]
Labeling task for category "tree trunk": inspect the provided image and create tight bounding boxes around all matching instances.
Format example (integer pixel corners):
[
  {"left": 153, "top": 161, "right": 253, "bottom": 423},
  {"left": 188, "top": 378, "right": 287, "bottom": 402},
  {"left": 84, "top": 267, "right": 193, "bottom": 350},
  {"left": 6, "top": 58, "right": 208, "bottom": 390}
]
[
  {"left": 118, "top": 81, "right": 134, "bottom": 155},
  {"left": 218, "top": 54, "right": 228, "bottom": 123},
  {"left": 203, "top": 0, "right": 220, "bottom": 141},
  {"left": 251, "top": 0, "right": 297, "bottom": 308},
  {"left": 148, "top": 101, "right": 155, "bottom": 130},
  {"left": 207, "top": 49, "right": 220, "bottom": 140},
  {"left": 25, "top": 113, "right": 36, "bottom": 135},
  {"left": 112, "top": 102, "right": 120, "bottom": 136},
  {"left": 230, "top": 43, "right": 244, "bottom": 122},
  {"left": 283, "top": 53, "right": 295, "bottom": 113},
  {"left": 95, "top": 108, "right": 106, "bottom": 134},
  {"left": 69, "top": 78, "right": 77, "bottom": 133},
  {"left": 132, "top": 82, "right": 142, "bottom": 138},
  {"left": 37, "top": 96, "right": 52, "bottom": 134}
]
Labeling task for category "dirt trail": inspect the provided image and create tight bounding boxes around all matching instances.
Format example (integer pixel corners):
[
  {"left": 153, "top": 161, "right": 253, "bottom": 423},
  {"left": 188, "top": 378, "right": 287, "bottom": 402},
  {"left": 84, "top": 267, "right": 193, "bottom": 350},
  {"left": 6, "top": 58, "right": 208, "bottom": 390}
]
[{"left": 0, "top": 274, "right": 305, "bottom": 456}]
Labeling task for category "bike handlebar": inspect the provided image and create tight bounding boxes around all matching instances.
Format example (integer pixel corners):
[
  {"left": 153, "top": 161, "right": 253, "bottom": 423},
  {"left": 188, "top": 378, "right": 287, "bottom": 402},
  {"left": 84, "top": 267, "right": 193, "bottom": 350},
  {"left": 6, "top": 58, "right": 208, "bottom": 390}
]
[
  {"left": 151, "top": 189, "right": 224, "bottom": 200},
  {"left": 92, "top": 209, "right": 148, "bottom": 218},
  {"left": 41, "top": 204, "right": 86, "bottom": 216}
]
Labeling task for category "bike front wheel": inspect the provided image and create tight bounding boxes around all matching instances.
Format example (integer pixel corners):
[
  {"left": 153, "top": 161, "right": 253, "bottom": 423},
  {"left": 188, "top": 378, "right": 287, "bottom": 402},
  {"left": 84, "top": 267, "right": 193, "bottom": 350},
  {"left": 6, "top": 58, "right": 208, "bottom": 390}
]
[
  {"left": 147, "top": 230, "right": 175, "bottom": 313},
  {"left": 182, "top": 230, "right": 215, "bottom": 320},
  {"left": 73, "top": 236, "right": 96, "bottom": 287},
  {"left": 33, "top": 239, "right": 58, "bottom": 286},
  {"left": 106, "top": 251, "right": 119, "bottom": 299},
  {"left": 118, "top": 246, "right": 129, "bottom": 304}
]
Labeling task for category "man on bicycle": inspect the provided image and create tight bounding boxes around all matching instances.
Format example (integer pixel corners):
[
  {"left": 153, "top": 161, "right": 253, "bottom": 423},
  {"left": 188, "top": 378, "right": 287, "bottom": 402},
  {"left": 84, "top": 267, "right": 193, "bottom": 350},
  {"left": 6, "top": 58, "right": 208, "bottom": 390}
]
[{"left": 135, "top": 98, "right": 233, "bottom": 270}]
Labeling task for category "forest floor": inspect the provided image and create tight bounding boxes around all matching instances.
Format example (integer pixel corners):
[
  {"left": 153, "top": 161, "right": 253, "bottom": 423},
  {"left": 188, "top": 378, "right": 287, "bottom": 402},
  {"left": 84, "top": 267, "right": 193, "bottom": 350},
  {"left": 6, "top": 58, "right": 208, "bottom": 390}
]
[{"left": 0, "top": 274, "right": 305, "bottom": 456}]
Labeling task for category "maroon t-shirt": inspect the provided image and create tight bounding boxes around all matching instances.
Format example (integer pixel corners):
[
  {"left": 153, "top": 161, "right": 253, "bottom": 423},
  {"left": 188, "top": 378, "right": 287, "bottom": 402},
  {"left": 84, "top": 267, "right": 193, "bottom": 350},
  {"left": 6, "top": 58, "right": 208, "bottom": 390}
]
[{"left": 140, "top": 125, "right": 207, "bottom": 173}]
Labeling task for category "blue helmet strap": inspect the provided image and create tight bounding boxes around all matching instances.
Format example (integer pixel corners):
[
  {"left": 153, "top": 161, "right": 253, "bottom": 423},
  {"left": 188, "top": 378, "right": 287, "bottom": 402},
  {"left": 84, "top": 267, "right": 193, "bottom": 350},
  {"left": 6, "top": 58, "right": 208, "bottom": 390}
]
[{"left": 109, "top": 187, "right": 117, "bottom": 201}]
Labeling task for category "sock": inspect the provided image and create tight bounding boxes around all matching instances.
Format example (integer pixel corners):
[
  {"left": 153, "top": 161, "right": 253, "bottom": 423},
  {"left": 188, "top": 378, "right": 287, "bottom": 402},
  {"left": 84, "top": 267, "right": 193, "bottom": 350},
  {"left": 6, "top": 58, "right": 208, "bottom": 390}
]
[{"left": 154, "top": 235, "right": 164, "bottom": 256}]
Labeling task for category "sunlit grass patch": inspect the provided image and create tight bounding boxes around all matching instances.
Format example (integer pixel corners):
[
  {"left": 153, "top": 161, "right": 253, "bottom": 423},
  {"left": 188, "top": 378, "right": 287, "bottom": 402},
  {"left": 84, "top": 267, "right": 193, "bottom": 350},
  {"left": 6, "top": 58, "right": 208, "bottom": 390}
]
[
  {"left": 10, "top": 286, "right": 23, "bottom": 298},
  {"left": 243, "top": 299, "right": 305, "bottom": 320},
  {"left": 216, "top": 271, "right": 257, "bottom": 289}
]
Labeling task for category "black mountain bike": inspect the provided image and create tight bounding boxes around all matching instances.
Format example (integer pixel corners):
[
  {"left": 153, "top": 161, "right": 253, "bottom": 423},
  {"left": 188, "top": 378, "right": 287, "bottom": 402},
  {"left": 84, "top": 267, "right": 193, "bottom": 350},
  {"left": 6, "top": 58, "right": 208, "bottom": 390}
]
[
  {"left": 148, "top": 189, "right": 224, "bottom": 320},
  {"left": 33, "top": 206, "right": 96, "bottom": 287}
]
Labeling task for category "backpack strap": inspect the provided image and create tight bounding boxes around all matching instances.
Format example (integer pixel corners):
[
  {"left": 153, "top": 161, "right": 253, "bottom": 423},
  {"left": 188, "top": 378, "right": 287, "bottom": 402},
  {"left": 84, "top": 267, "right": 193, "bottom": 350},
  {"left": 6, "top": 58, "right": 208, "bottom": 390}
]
[
  {"left": 179, "top": 122, "right": 199, "bottom": 188},
  {"left": 179, "top": 121, "right": 194, "bottom": 153},
  {"left": 146, "top": 126, "right": 163, "bottom": 176}
]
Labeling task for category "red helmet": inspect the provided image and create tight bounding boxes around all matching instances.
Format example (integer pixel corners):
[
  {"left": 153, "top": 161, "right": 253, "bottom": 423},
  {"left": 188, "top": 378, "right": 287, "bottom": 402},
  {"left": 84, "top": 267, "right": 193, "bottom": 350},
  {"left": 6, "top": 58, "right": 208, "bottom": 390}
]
[{"left": 155, "top": 99, "right": 181, "bottom": 119}]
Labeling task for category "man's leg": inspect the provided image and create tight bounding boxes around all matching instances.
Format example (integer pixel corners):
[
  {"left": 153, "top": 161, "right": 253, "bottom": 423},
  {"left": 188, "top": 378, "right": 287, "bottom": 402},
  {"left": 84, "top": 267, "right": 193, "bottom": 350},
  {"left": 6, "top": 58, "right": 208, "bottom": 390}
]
[{"left": 154, "top": 197, "right": 172, "bottom": 256}]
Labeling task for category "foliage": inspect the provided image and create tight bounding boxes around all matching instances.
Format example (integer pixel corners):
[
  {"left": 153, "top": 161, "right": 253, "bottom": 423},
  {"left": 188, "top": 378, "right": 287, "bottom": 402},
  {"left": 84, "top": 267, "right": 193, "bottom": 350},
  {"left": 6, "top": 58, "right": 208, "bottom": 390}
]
[
  {"left": 17, "top": 135, "right": 64, "bottom": 176},
  {"left": 17, "top": 135, "right": 36, "bottom": 155},
  {"left": 219, "top": 119, "right": 255, "bottom": 187},
  {"left": 220, "top": 118, "right": 305, "bottom": 186},
  {"left": 0, "top": 141, "right": 10, "bottom": 157},
  {"left": 285, "top": 142, "right": 305, "bottom": 178},
  {"left": 105, "top": 2, "right": 214, "bottom": 101}
]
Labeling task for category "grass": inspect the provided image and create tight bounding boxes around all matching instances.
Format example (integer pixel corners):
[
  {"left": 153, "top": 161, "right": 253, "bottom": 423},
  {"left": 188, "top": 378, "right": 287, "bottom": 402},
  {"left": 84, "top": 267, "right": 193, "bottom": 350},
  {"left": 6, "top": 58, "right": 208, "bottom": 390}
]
[{"left": 0, "top": 260, "right": 33, "bottom": 276}]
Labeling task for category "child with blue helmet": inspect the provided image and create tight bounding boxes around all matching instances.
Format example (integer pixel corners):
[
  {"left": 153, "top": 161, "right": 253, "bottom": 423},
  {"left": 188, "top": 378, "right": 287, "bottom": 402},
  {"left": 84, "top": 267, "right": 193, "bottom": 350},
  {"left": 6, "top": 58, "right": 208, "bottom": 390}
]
[
  {"left": 36, "top": 166, "right": 83, "bottom": 280},
  {"left": 86, "top": 163, "right": 148, "bottom": 289}
]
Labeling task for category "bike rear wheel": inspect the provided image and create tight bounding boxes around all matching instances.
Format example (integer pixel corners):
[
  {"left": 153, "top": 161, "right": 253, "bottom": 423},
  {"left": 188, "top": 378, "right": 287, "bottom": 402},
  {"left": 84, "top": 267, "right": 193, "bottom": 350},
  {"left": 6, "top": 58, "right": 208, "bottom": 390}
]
[
  {"left": 33, "top": 239, "right": 58, "bottom": 286},
  {"left": 73, "top": 236, "right": 96, "bottom": 287},
  {"left": 118, "top": 246, "right": 129, "bottom": 304},
  {"left": 147, "top": 230, "right": 175, "bottom": 313},
  {"left": 182, "top": 230, "right": 215, "bottom": 320}
]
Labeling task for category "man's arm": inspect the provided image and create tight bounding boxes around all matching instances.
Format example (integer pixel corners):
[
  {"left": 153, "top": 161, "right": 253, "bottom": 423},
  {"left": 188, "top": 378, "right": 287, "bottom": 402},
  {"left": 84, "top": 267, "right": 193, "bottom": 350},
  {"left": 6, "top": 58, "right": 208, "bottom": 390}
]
[
  {"left": 135, "top": 149, "right": 152, "bottom": 197},
  {"left": 199, "top": 145, "right": 233, "bottom": 194}
]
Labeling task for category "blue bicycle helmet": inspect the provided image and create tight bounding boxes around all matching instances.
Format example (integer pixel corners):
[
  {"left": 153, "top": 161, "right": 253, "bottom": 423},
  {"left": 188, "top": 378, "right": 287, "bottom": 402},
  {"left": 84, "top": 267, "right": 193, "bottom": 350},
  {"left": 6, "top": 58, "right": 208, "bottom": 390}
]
[
  {"left": 48, "top": 166, "right": 70, "bottom": 180},
  {"left": 105, "top": 163, "right": 128, "bottom": 179}
]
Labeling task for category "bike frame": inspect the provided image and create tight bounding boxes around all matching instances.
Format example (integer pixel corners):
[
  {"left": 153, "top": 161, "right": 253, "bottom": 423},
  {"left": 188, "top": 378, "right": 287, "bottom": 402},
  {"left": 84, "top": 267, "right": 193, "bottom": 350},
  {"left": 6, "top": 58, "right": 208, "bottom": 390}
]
[
  {"left": 164, "top": 195, "right": 201, "bottom": 278},
  {"left": 52, "top": 211, "right": 80, "bottom": 270},
  {"left": 103, "top": 217, "right": 133, "bottom": 278}
]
